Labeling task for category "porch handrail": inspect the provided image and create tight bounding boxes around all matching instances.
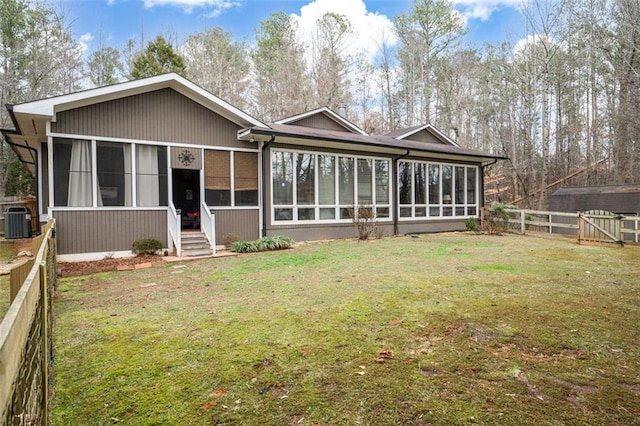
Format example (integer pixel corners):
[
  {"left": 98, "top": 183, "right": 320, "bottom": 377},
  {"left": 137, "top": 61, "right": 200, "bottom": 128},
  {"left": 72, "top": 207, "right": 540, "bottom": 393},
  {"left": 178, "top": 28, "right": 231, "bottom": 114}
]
[
  {"left": 168, "top": 201, "right": 181, "bottom": 256},
  {"left": 200, "top": 201, "right": 217, "bottom": 255}
]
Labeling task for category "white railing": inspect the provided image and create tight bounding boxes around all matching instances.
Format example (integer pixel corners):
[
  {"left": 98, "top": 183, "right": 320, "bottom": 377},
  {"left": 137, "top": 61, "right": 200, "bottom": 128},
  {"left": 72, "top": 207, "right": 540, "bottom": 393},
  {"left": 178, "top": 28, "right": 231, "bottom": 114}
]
[
  {"left": 168, "top": 201, "right": 181, "bottom": 256},
  {"left": 200, "top": 201, "right": 217, "bottom": 255},
  {"left": 504, "top": 208, "right": 640, "bottom": 243}
]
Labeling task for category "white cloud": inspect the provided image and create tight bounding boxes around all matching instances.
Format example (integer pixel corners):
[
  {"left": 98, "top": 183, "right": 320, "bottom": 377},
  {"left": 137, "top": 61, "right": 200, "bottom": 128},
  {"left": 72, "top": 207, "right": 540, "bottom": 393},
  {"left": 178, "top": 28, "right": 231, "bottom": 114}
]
[
  {"left": 78, "top": 32, "right": 94, "bottom": 54},
  {"left": 291, "top": 0, "right": 398, "bottom": 65},
  {"left": 453, "top": 0, "right": 524, "bottom": 21},
  {"left": 142, "top": 0, "right": 240, "bottom": 15}
]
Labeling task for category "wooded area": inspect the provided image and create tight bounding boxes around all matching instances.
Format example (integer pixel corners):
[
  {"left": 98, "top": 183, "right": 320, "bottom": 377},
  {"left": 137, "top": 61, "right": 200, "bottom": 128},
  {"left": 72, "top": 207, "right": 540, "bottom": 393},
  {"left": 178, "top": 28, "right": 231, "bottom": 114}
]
[{"left": 1, "top": 0, "right": 638, "bottom": 208}]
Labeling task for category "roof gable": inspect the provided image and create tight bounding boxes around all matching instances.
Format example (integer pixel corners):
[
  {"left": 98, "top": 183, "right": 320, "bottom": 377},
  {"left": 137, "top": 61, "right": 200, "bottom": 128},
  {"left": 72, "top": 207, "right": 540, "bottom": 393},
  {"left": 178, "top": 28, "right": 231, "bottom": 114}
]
[
  {"left": 387, "top": 124, "right": 458, "bottom": 146},
  {"left": 275, "top": 107, "right": 367, "bottom": 135},
  {"left": 11, "top": 73, "right": 265, "bottom": 132}
]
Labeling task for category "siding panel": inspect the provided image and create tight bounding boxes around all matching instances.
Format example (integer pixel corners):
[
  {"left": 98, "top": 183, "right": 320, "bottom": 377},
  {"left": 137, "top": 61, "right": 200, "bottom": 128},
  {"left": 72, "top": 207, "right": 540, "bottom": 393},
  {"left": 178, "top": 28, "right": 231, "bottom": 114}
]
[
  {"left": 290, "top": 115, "right": 352, "bottom": 132},
  {"left": 212, "top": 209, "right": 260, "bottom": 245},
  {"left": 51, "top": 88, "right": 254, "bottom": 150},
  {"left": 52, "top": 210, "right": 167, "bottom": 254}
]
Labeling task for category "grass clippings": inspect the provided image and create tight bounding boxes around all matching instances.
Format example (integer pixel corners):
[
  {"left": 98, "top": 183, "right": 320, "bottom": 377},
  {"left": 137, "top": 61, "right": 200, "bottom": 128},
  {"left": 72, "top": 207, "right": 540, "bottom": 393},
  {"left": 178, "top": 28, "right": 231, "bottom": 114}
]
[{"left": 52, "top": 233, "right": 640, "bottom": 425}]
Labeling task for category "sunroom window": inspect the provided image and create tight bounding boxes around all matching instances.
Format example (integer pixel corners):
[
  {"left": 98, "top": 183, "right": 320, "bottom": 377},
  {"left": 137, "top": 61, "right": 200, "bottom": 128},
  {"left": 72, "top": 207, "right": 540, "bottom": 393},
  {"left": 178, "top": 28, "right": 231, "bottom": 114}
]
[
  {"left": 398, "top": 160, "right": 478, "bottom": 219},
  {"left": 272, "top": 150, "right": 390, "bottom": 223}
]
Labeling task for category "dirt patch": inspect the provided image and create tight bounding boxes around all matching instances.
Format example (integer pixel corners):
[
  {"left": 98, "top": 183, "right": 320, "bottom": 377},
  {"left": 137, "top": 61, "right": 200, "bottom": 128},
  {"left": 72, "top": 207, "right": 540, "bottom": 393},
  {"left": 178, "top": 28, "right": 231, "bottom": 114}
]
[{"left": 57, "top": 255, "right": 163, "bottom": 277}]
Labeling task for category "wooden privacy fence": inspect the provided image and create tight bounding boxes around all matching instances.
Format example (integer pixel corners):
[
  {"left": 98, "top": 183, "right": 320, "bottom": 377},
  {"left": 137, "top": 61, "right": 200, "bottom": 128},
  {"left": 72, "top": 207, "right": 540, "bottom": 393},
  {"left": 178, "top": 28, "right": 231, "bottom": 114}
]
[
  {"left": 503, "top": 208, "right": 639, "bottom": 244},
  {"left": 0, "top": 220, "right": 57, "bottom": 425}
]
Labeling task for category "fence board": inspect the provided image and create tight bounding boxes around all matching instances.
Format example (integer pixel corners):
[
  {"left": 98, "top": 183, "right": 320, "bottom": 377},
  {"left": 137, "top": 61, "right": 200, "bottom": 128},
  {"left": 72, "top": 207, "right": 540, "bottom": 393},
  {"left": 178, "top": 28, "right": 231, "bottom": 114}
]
[{"left": 0, "top": 220, "right": 56, "bottom": 425}]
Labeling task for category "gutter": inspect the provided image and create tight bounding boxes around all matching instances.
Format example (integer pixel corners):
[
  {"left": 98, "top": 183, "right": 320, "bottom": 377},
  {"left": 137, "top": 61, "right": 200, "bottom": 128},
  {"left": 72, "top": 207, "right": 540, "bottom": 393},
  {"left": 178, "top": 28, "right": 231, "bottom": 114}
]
[
  {"left": 392, "top": 149, "right": 411, "bottom": 236},
  {"left": 2, "top": 137, "right": 40, "bottom": 236},
  {"left": 261, "top": 134, "right": 275, "bottom": 237}
]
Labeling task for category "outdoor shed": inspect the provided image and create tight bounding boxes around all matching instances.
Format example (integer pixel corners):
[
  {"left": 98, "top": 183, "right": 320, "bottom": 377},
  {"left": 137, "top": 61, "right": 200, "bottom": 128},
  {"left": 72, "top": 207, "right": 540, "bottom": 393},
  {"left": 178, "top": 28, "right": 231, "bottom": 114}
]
[{"left": 549, "top": 185, "right": 640, "bottom": 215}]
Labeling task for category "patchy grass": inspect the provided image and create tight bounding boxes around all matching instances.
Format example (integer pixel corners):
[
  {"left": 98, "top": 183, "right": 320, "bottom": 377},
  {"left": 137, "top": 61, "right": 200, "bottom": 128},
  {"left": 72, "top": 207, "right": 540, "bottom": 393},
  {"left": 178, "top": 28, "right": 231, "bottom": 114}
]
[
  {"left": 0, "top": 242, "right": 18, "bottom": 319},
  {"left": 52, "top": 233, "right": 640, "bottom": 425}
]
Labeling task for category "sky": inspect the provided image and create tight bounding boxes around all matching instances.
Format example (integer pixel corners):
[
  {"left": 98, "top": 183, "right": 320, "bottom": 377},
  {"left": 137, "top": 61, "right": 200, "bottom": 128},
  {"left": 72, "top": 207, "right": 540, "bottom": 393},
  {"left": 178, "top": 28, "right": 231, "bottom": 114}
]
[{"left": 58, "top": 0, "right": 528, "bottom": 60}]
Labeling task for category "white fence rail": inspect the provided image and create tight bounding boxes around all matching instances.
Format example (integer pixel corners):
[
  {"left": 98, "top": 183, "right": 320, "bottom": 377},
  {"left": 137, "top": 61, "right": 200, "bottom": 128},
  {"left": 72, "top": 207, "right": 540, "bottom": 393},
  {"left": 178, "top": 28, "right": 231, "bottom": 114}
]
[
  {"left": 168, "top": 202, "right": 181, "bottom": 256},
  {"left": 504, "top": 208, "right": 639, "bottom": 244},
  {"left": 200, "top": 202, "right": 217, "bottom": 255}
]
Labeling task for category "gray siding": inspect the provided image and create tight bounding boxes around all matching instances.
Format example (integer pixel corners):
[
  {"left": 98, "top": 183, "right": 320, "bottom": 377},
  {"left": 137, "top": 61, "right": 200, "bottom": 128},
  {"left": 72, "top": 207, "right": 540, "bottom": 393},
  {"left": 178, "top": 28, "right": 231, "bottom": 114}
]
[
  {"left": 213, "top": 209, "right": 260, "bottom": 244},
  {"left": 52, "top": 209, "right": 167, "bottom": 254},
  {"left": 289, "top": 114, "right": 353, "bottom": 133},
  {"left": 397, "top": 220, "right": 467, "bottom": 235},
  {"left": 267, "top": 223, "right": 394, "bottom": 241},
  {"left": 51, "top": 88, "right": 254, "bottom": 150},
  {"left": 404, "top": 129, "right": 444, "bottom": 144}
]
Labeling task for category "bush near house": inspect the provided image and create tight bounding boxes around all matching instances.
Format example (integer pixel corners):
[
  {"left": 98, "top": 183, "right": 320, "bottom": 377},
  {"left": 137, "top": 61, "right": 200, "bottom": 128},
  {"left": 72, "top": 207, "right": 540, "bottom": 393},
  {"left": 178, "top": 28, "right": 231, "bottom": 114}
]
[
  {"left": 131, "top": 238, "right": 163, "bottom": 255},
  {"left": 229, "top": 236, "right": 294, "bottom": 253}
]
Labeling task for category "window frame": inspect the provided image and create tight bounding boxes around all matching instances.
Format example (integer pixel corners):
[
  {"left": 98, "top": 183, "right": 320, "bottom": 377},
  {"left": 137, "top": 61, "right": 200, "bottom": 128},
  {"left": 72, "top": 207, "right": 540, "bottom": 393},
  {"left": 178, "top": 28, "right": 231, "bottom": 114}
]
[
  {"left": 271, "top": 148, "right": 392, "bottom": 224},
  {"left": 398, "top": 159, "right": 479, "bottom": 220}
]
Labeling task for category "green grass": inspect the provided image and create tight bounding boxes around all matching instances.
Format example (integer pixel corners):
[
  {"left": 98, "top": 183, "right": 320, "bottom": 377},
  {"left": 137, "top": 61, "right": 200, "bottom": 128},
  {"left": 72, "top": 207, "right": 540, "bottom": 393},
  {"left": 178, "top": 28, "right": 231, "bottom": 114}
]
[
  {"left": 52, "top": 233, "right": 640, "bottom": 425},
  {"left": 0, "top": 242, "right": 17, "bottom": 319}
]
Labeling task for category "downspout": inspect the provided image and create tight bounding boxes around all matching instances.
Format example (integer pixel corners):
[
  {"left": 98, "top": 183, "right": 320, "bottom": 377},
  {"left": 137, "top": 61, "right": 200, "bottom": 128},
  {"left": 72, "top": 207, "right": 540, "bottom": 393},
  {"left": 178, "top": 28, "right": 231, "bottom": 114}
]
[
  {"left": 4, "top": 140, "right": 40, "bottom": 236},
  {"left": 261, "top": 134, "right": 275, "bottom": 238},
  {"left": 480, "top": 158, "right": 498, "bottom": 208},
  {"left": 392, "top": 149, "right": 411, "bottom": 236},
  {"left": 480, "top": 158, "right": 499, "bottom": 227}
]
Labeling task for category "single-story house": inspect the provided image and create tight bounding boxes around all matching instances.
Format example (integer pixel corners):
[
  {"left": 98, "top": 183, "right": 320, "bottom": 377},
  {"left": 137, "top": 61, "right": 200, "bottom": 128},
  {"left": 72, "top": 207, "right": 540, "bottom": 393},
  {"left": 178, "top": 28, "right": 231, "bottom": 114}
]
[{"left": 2, "top": 73, "right": 506, "bottom": 260}]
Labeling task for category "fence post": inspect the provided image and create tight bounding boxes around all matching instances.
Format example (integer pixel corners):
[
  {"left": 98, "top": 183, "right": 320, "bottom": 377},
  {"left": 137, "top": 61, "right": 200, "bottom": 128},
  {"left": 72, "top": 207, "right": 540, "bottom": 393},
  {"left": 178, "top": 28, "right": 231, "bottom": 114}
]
[
  {"left": 636, "top": 215, "right": 639, "bottom": 244},
  {"left": 520, "top": 210, "right": 525, "bottom": 233},
  {"left": 578, "top": 213, "right": 583, "bottom": 242},
  {"left": 548, "top": 213, "right": 552, "bottom": 233},
  {"left": 40, "top": 260, "right": 49, "bottom": 426}
]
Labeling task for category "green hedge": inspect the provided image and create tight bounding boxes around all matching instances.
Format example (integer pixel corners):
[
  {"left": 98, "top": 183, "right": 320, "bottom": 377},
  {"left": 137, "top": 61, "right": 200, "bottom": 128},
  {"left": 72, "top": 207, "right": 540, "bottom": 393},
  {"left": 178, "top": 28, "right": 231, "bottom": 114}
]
[{"left": 230, "top": 236, "right": 294, "bottom": 253}]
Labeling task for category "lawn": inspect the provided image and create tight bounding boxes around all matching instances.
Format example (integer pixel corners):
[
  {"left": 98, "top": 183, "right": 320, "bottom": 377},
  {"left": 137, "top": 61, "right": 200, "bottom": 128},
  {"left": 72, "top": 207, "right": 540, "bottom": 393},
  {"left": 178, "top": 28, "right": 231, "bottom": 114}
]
[
  {"left": 0, "top": 241, "right": 18, "bottom": 319},
  {"left": 52, "top": 233, "right": 640, "bottom": 425}
]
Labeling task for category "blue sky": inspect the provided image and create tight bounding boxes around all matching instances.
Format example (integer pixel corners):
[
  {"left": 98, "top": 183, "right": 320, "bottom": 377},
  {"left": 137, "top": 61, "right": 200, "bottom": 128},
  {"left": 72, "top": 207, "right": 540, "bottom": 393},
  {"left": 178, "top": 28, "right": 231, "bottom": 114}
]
[{"left": 59, "top": 0, "right": 527, "bottom": 57}]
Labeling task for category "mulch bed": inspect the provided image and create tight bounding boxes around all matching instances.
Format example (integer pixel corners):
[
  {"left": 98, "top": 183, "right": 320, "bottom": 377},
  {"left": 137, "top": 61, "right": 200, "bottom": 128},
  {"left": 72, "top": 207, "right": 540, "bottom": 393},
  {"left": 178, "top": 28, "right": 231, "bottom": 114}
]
[{"left": 57, "top": 255, "right": 163, "bottom": 277}]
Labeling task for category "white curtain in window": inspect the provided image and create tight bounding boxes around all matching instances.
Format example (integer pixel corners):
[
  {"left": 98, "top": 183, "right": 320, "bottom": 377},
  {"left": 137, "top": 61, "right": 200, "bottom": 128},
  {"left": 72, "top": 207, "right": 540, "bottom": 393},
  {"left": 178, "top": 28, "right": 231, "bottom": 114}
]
[
  {"left": 137, "top": 145, "right": 159, "bottom": 206},
  {"left": 124, "top": 144, "right": 132, "bottom": 206},
  {"left": 68, "top": 140, "right": 92, "bottom": 207}
]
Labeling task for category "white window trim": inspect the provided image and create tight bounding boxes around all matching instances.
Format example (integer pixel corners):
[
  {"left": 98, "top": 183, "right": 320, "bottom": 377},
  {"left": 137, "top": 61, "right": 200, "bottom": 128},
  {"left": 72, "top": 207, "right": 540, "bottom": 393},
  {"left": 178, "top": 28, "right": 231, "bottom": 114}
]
[
  {"left": 271, "top": 148, "right": 392, "bottom": 225},
  {"left": 398, "top": 160, "right": 479, "bottom": 221},
  {"left": 49, "top": 131, "right": 260, "bottom": 153},
  {"left": 51, "top": 137, "right": 169, "bottom": 209}
]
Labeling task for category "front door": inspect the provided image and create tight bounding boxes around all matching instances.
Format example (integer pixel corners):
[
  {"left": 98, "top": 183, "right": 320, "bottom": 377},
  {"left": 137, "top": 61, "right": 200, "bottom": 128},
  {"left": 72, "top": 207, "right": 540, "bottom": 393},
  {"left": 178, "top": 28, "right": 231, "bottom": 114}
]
[{"left": 172, "top": 169, "right": 200, "bottom": 230}]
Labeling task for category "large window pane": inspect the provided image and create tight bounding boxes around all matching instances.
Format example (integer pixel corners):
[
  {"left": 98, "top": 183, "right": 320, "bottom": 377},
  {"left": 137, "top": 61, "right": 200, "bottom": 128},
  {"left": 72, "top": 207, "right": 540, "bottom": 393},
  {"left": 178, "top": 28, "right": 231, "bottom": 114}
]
[
  {"left": 97, "top": 141, "right": 131, "bottom": 206},
  {"left": 234, "top": 152, "right": 258, "bottom": 206},
  {"left": 205, "top": 150, "right": 231, "bottom": 206},
  {"left": 296, "top": 153, "right": 315, "bottom": 205},
  {"left": 467, "top": 167, "right": 477, "bottom": 204},
  {"left": 442, "top": 165, "right": 453, "bottom": 205},
  {"left": 338, "top": 157, "right": 354, "bottom": 205},
  {"left": 428, "top": 164, "right": 440, "bottom": 204},
  {"left": 414, "top": 163, "right": 426, "bottom": 205},
  {"left": 375, "top": 160, "right": 389, "bottom": 204},
  {"left": 137, "top": 145, "right": 167, "bottom": 207},
  {"left": 318, "top": 155, "right": 335, "bottom": 205},
  {"left": 53, "top": 138, "right": 72, "bottom": 206},
  {"left": 455, "top": 166, "right": 465, "bottom": 204},
  {"left": 357, "top": 158, "right": 373, "bottom": 204},
  {"left": 399, "top": 162, "right": 412, "bottom": 204},
  {"left": 272, "top": 151, "right": 293, "bottom": 205}
]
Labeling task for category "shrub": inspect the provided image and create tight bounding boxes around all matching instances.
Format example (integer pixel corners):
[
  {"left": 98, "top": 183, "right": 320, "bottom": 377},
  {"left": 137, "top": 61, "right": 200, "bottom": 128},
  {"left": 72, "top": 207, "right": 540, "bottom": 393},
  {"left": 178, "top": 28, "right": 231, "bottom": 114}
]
[
  {"left": 223, "top": 233, "right": 242, "bottom": 246},
  {"left": 230, "top": 236, "right": 294, "bottom": 253},
  {"left": 132, "top": 238, "right": 163, "bottom": 255},
  {"left": 465, "top": 217, "right": 479, "bottom": 232},
  {"left": 350, "top": 205, "right": 380, "bottom": 240},
  {"left": 481, "top": 204, "right": 510, "bottom": 235}
]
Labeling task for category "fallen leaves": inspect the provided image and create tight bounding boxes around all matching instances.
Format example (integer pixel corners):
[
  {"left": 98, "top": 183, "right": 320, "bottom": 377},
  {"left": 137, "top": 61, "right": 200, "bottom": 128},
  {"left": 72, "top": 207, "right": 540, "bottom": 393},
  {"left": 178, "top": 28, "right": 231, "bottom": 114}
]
[
  {"left": 375, "top": 349, "right": 394, "bottom": 363},
  {"left": 202, "top": 387, "right": 228, "bottom": 411}
]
